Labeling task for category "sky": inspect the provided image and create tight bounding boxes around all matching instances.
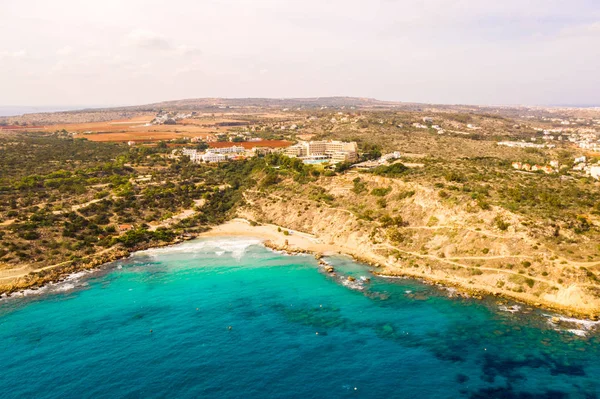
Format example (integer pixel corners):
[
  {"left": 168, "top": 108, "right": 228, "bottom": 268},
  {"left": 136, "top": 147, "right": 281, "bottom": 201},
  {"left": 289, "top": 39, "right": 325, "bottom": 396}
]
[{"left": 1, "top": 0, "right": 599, "bottom": 107}]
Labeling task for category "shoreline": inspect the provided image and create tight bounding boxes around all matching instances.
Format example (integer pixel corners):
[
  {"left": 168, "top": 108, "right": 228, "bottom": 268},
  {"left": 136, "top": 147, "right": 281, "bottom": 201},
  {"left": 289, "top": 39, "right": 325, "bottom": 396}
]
[
  {"left": 1, "top": 218, "right": 599, "bottom": 320},
  {"left": 0, "top": 234, "right": 200, "bottom": 299},
  {"left": 199, "top": 219, "right": 600, "bottom": 320}
]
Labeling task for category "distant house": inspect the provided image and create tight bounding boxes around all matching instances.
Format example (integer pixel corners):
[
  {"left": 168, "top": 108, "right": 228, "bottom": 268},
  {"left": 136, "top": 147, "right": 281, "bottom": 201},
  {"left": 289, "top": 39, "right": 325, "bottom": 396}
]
[
  {"left": 423, "top": 117, "right": 434, "bottom": 123},
  {"left": 127, "top": 141, "right": 136, "bottom": 146},
  {"left": 118, "top": 224, "right": 134, "bottom": 232},
  {"left": 207, "top": 145, "right": 245, "bottom": 154},
  {"left": 542, "top": 165, "right": 554, "bottom": 174},
  {"left": 202, "top": 153, "right": 227, "bottom": 163}
]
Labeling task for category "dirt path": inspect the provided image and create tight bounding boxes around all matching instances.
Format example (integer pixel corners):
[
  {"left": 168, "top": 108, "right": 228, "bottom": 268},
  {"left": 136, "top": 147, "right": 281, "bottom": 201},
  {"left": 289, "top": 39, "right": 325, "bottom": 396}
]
[
  {"left": 376, "top": 243, "right": 559, "bottom": 287},
  {"left": 52, "top": 197, "right": 111, "bottom": 215},
  {"left": 148, "top": 208, "right": 197, "bottom": 231},
  {"left": 0, "top": 247, "right": 116, "bottom": 281}
]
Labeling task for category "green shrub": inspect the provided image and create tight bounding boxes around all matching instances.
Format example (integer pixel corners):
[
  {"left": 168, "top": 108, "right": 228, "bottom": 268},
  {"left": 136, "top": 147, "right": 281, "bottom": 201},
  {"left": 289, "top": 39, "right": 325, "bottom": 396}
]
[{"left": 371, "top": 187, "right": 392, "bottom": 197}]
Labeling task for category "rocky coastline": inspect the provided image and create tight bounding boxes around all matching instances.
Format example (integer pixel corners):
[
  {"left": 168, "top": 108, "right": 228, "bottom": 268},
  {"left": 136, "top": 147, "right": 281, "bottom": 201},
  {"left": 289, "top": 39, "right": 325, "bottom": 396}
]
[
  {"left": 261, "top": 237, "right": 600, "bottom": 321},
  {"left": 0, "top": 234, "right": 198, "bottom": 299},
  {"left": 2, "top": 220, "right": 599, "bottom": 322}
]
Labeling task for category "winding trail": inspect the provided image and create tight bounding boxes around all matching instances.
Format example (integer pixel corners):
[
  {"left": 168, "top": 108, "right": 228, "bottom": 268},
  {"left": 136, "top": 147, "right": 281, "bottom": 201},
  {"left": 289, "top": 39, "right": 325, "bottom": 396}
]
[{"left": 376, "top": 243, "right": 559, "bottom": 287}]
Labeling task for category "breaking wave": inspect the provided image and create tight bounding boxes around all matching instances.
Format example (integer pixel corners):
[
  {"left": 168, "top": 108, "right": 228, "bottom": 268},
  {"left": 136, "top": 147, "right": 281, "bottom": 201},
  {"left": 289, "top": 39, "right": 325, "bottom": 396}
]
[
  {"left": 499, "top": 304, "right": 522, "bottom": 313},
  {"left": 138, "top": 237, "right": 263, "bottom": 261},
  {"left": 544, "top": 314, "right": 600, "bottom": 336},
  {"left": 1, "top": 270, "right": 90, "bottom": 300}
]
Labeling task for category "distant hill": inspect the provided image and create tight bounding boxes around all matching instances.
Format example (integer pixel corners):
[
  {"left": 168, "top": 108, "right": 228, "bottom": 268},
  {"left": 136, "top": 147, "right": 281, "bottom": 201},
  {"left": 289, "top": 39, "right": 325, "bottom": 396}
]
[
  {"left": 0, "top": 106, "right": 86, "bottom": 117},
  {"left": 2, "top": 97, "right": 600, "bottom": 126},
  {"left": 97, "top": 96, "right": 412, "bottom": 112}
]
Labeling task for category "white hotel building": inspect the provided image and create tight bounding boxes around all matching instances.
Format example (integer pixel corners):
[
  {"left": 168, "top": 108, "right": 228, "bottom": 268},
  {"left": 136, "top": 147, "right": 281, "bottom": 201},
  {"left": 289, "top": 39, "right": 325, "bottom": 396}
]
[
  {"left": 284, "top": 140, "right": 358, "bottom": 163},
  {"left": 207, "top": 146, "right": 245, "bottom": 154}
]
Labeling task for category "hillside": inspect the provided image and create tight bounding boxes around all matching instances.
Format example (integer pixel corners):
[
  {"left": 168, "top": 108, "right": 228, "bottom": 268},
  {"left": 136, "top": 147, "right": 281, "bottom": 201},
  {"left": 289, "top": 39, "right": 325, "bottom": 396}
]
[
  {"left": 1, "top": 102, "right": 600, "bottom": 317},
  {"left": 239, "top": 170, "right": 600, "bottom": 316}
]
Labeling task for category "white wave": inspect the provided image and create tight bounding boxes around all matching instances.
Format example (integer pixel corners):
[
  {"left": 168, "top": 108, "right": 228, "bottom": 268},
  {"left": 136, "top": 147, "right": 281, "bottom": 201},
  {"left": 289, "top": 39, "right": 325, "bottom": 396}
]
[
  {"left": 63, "top": 271, "right": 90, "bottom": 282},
  {"left": 52, "top": 283, "right": 76, "bottom": 293},
  {"left": 499, "top": 304, "right": 521, "bottom": 313},
  {"left": 138, "top": 238, "right": 262, "bottom": 261},
  {"left": 381, "top": 275, "right": 407, "bottom": 280},
  {"left": 11, "top": 286, "right": 49, "bottom": 297},
  {"left": 554, "top": 315, "right": 600, "bottom": 330},
  {"left": 341, "top": 279, "right": 365, "bottom": 291},
  {"left": 3, "top": 269, "right": 93, "bottom": 300},
  {"left": 544, "top": 314, "right": 600, "bottom": 337}
]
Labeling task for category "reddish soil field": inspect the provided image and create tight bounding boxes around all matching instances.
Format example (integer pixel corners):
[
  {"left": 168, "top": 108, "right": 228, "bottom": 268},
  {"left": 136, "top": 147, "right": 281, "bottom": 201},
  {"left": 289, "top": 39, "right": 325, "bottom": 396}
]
[
  {"left": 209, "top": 140, "right": 292, "bottom": 149},
  {"left": 77, "top": 132, "right": 214, "bottom": 143},
  {"left": 0, "top": 125, "right": 43, "bottom": 130}
]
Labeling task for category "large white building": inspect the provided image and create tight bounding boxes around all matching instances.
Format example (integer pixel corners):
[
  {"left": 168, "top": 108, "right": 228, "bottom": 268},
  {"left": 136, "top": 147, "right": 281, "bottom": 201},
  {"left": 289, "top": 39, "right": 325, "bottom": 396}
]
[
  {"left": 174, "top": 148, "right": 229, "bottom": 163},
  {"left": 284, "top": 140, "right": 358, "bottom": 163},
  {"left": 207, "top": 146, "right": 245, "bottom": 154},
  {"left": 201, "top": 153, "right": 227, "bottom": 163}
]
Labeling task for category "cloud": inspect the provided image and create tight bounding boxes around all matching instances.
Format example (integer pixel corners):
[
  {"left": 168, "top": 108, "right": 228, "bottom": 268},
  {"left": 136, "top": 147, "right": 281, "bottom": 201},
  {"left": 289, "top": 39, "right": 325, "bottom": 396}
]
[
  {"left": 0, "top": 49, "right": 27, "bottom": 58},
  {"left": 125, "top": 29, "right": 172, "bottom": 50},
  {"left": 124, "top": 29, "right": 201, "bottom": 57},
  {"left": 558, "top": 21, "right": 600, "bottom": 38},
  {"left": 56, "top": 46, "right": 74, "bottom": 56},
  {"left": 1, "top": 0, "right": 599, "bottom": 106},
  {"left": 175, "top": 44, "right": 201, "bottom": 57}
]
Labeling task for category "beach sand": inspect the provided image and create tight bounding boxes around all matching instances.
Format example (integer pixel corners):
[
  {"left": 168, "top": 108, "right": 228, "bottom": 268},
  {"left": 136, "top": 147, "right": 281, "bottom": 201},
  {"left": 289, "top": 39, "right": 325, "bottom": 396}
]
[
  {"left": 199, "top": 218, "right": 600, "bottom": 319},
  {"left": 199, "top": 218, "right": 341, "bottom": 255}
]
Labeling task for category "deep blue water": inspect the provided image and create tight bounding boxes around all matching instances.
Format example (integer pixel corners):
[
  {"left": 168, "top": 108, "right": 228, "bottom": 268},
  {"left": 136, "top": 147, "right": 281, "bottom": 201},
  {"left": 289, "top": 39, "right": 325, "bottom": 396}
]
[{"left": 1, "top": 237, "right": 599, "bottom": 398}]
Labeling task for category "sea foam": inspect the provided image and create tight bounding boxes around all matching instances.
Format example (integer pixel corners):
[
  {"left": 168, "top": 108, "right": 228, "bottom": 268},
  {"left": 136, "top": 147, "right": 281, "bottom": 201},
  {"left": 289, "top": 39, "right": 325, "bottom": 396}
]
[{"left": 139, "top": 237, "right": 263, "bottom": 261}]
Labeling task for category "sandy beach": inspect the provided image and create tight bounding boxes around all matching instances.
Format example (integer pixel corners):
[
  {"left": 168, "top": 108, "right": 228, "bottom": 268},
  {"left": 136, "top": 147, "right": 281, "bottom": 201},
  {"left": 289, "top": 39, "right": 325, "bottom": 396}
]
[
  {"left": 199, "top": 218, "right": 342, "bottom": 255},
  {"left": 200, "top": 218, "right": 600, "bottom": 319}
]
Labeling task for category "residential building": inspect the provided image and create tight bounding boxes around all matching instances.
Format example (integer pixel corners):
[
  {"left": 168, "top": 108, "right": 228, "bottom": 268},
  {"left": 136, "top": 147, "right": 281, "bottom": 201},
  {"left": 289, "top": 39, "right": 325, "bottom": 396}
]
[
  {"left": 207, "top": 146, "right": 245, "bottom": 154},
  {"left": 284, "top": 144, "right": 308, "bottom": 157},
  {"left": 202, "top": 153, "right": 227, "bottom": 163},
  {"left": 182, "top": 148, "right": 198, "bottom": 157},
  {"left": 284, "top": 140, "right": 358, "bottom": 164},
  {"left": 118, "top": 224, "right": 134, "bottom": 232}
]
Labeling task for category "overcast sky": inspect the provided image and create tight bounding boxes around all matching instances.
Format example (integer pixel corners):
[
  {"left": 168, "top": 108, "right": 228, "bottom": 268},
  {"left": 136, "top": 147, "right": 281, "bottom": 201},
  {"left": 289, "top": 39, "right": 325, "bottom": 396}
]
[{"left": 1, "top": 0, "right": 599, "bottom": 107}]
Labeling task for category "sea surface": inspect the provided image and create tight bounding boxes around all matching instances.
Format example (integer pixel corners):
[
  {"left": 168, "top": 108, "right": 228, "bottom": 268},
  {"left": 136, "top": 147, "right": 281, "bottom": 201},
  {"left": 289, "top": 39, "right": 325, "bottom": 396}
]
[{"left": 1, "top": 237, "right": 599, "bottom": 398}]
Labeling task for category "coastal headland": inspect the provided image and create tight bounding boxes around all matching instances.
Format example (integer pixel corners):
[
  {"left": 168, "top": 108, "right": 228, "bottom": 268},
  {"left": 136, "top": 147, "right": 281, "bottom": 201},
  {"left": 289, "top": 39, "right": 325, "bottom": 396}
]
[
  {"left": 201, "top": 219, "right": 600, "bottom": 320},
  {"left": 3, "top": 99, "right": 600, "bottom": 321}
]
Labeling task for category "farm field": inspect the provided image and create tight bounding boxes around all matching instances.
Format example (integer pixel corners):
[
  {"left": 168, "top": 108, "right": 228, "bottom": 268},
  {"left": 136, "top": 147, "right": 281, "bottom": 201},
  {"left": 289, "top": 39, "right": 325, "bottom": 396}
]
[
  {"left": 208, "top": 140, "right": 292, "bottom": 149},
  {"left": 59, "top": 115, "right": 248, "bottom": 143}
]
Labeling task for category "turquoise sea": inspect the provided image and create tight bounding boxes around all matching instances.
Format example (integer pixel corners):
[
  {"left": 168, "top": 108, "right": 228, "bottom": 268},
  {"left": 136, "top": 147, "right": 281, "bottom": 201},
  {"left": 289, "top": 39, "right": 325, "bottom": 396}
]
[{"left": 1, "top": 237, "right": 599, "bottom": 398}]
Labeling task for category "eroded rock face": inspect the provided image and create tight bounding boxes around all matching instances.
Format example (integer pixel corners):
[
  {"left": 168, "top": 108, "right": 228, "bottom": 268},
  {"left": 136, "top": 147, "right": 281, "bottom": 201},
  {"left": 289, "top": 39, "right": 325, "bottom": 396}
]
[{"left": 239, "top": 176, "right": 600, "bottom": 317}]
